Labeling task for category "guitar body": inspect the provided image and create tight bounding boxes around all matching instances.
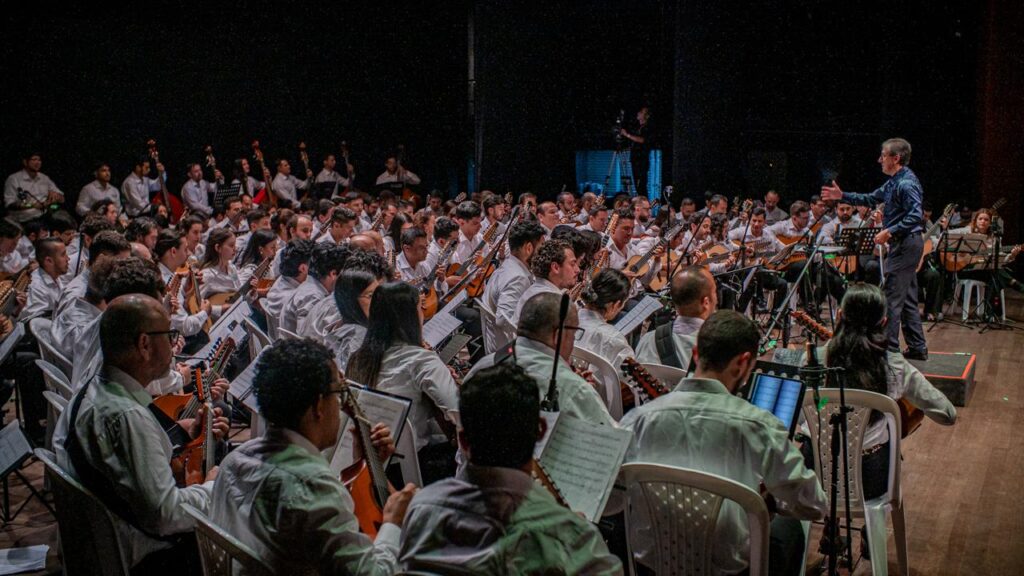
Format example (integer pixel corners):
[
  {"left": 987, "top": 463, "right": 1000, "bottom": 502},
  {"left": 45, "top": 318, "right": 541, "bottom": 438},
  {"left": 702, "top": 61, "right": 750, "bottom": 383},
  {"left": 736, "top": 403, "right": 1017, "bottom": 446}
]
[
  {"left": 623, "top": 254, "right": 652, "bottom": 279},
  {"left": 340, "top": 461, "right": 384, "bottom": 537},
  {"left": 420, "top": 286, "right": 439, "bottom": 320},
  {"left": 646, "top": 252, "right": 681, "bottom": 292},
  {"left": 466, "top": 261, "right": 496, "bottom": 298},
  {"left": 916, "top": 237, "right": 934, "bottom": 273},
  {"left": 207, "top": 292, "right": 235, "bottom": 307},
  {"left": 401, "top": 187, "right": 420, "bottom": 210},
  {"left": 153, "top": 393, "right": 192, "bottom": 420},
  {"left": 898, "top": 398, "right": 925, "bottom": 439}
]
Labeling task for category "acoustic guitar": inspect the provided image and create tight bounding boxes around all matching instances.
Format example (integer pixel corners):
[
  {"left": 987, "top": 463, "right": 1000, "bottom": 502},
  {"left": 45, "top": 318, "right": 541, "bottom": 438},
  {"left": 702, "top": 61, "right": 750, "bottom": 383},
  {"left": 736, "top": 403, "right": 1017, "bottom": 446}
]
[{"left": 339, "top": 380, "right": 392, "bottom": 537}]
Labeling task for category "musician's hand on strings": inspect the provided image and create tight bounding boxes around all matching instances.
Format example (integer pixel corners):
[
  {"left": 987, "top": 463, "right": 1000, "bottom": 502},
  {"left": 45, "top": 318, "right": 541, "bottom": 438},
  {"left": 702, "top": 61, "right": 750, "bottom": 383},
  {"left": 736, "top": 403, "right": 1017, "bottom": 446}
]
[
  {"left": 369, "top": 423, "right": 396, "bottom": 462},
  {"left": 191, "top": 405, "right": 231, "bottom": 441},
  {"left": 213, "top": 169, "right": 224, "bottom": 182},
  {"left": 176, "top": 362, "right": 191, "bottom": 383},
  {"left": 0, "top": 315, "right": 13, "bottom": 339},
  {"left": 13, "top": 292, "right": 26, "bottom": 315},
  {"left": 211, "top": 378, "right": 230, "bottom": 403},
  {"left": 383, "top": 483, "right": 418, "bottom": 527},
  {"left": 201, "top": 299, "right": 212, "bottom": 315},
  {"left": 874, "top": 228, "right": 892, "bottom": 246},
  {"left": 820, "top": 180, "right": 843, "bottom": 202},
  {"left": 166, "top": 295, "right": 180, "bottom": 315}
]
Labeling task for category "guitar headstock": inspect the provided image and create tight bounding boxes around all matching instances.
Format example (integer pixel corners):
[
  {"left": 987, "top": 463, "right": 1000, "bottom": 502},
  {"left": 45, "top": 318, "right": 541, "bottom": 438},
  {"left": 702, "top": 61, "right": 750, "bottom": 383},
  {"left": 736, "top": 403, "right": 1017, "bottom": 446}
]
[
  {"left": 621, "top": 357, "right": 670, "bottom": 401},
  {"left": 483, "top": 221, "right": 500, "bottom": 243},
  {"left": 604, "top": 213, "right": 620, "bottom": 236},
  {"left": 789, "top": 310, "right": 832, "bottom": 340},
  {"left": 453, "top": 192, "right": 467, "bottom": 204}
]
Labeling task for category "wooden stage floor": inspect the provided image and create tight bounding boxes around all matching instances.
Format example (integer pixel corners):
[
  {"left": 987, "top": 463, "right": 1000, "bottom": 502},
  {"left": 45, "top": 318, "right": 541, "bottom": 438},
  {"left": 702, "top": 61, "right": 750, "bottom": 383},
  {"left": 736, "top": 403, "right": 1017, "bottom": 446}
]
[{"left": 2, "top": 294, "right": 1023, "bottom": 575}]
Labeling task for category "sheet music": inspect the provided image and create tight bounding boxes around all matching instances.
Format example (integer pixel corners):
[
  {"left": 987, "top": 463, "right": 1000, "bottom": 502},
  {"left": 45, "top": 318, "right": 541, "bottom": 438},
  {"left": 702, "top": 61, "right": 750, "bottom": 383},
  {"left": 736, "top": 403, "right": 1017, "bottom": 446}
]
[
  {"left": 347, "top": 383, "right": 412, "bottom": 447},
  {"left": 438, "top": 289, "right": 468, "bottom": 318},
  {"left": 0, "top": 420, "right": 32, "bottom": 476},
  {"left": 613, "top": 295, "right": 662, "bottom": 335},
  {"left": 423, "top": 310, "right": 463, "bottom": 349},
  {"left": 229, "top": 347, "right": 266, "bottom": 414},
  {"left": 536, "top": 414, "right": 631, "bottom": 522},
  {"left": 195, "top": 300, "right": 252, "bottom": 359},
  {"left": 0, "top": 544, "right": 48, "bottom": 574},
  {"left": 0, "top": 323, "right": 25, "bottom": 364}
]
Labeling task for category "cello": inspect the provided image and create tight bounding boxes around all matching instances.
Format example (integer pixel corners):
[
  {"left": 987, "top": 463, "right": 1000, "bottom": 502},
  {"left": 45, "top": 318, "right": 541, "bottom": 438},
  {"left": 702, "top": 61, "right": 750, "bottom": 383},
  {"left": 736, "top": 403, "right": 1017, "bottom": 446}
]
[{"left": 146, "top": 139, "right": 184, "bottom": 223}]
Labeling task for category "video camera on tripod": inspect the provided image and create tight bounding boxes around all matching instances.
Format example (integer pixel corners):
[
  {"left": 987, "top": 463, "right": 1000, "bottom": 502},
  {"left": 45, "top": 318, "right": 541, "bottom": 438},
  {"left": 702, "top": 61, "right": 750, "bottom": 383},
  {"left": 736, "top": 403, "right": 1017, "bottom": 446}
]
[{"left": 611, "top": 109, "right": 626, "bottom": 148}]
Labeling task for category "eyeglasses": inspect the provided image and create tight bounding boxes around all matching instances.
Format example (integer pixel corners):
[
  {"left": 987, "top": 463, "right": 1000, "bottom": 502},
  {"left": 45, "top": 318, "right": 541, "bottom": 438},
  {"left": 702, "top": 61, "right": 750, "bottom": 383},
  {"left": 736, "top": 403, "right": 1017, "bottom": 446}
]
[
  {"left": 144, "top": 329, "right": 179, "bottom": 343},
  {"left": 564, "top": 325, "right": 586, "bottom": 336}
]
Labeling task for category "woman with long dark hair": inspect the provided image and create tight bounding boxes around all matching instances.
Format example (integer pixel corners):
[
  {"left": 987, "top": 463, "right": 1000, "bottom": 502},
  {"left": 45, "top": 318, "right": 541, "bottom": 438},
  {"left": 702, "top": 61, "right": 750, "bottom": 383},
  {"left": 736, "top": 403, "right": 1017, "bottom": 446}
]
[
  {"left": 576, "top": 269, "right": 635, "bottom": 376},
  {"left": 199, "top": 228, "right": 241, "bottom": 298},
  {"left": 948, "top": 208, "right": 1023, "bottom": 313},
  {"left": 237, "top": 229, "right": 278, "bottom": 289},
  {"left": 382, "top": 212, "right": 412, "bottom": 256},
  {"left": 346, "top": 281, "right": 458, "bottom": 481},
  {"left": 823, "top": 283, "right": 955, "bottom": 500},
  {"left": 325, "top": 268, "right": 379, "bottom": 371}
]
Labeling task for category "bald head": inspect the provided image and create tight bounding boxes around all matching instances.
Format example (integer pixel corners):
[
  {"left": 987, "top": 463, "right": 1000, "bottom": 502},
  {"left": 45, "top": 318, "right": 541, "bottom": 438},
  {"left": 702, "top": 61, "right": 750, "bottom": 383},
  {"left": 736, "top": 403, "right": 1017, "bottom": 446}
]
[
  {"left": 671, "top": 266, "right": 717, "bottom": 318},
  {"left": 100, "top": 294, "right": 169, "bottom": 363},
  {"left": 517, "top": 291, "right": 578, "bottom": 359}
]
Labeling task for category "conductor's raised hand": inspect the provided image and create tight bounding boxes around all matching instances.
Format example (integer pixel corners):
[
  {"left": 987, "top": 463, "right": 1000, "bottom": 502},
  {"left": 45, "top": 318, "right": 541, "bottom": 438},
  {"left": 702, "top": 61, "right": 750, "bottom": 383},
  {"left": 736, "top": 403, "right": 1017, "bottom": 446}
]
[{"left": 820, "top": 180, "right": 843, "bottom": 202}]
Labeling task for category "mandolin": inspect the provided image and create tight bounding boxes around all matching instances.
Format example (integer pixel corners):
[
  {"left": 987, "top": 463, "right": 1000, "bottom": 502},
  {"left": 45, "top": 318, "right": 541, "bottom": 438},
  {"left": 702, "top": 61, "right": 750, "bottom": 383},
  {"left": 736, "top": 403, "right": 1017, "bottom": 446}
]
[
  {"left": 621, "top": 357, "right": 672, "bottom": 408},
  {"left": 182, "top": 265, "right": 212, "bottom": 333},
  {"left": 0, "top": 264, "right": 35, "bottom": 317},
  {"left": 789, "top": 311, "right": 924, "bottom": 438},
  {"left": 412, "top": 239, "right": 458, "bottom": 321},
  {"left": 339, "top": 379, "right": 392, "bottom": 537}
]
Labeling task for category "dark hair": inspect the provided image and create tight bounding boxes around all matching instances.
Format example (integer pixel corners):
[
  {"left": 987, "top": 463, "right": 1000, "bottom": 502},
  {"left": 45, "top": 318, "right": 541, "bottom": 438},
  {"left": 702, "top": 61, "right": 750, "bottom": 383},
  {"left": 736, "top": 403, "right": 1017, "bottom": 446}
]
[
  {"left": 254, "top": 339, "right": 336, "bottom": 429},
  {"left": 333, "top": 268, "right": 377, "bottom": 326},
  {"left": 789, "top": 201, "right": 809, "bottom": 218},
  {"left": 0, "top": 219, "right": 22, "bottom": 239},
  {"left": 696, "top": 310, "right": 759, "bottom": 372},
  {"left": 460, "top": 364, "right": 540, "bottom": 468},
  {"left": 201, "top": 228, "right": 235, "bottom": 269},
  {"left": 125, "top": 217, "right": 158, "bottom": 243},
  {"left": 582, "top": 269, "right": 630, "bottom": 312},
  {"left": 342, "top": 191, "right": 362, "bottom": 205},
  {"left": 153, "top": 229, "right": 184, "bottom": 259},
  {"left": 79, "top": 214, "right": 114, "bottom": 238},
  {"left": 180, "top": 214, "right": 204, "bottom": 233},
  {"left": 751, "top": 207, "right": 767, "bottom": 219},
  {"left": 34, "top": 236, "right": 64, "bottom": 262},
  {"left": 271, "top": 208, "right": 295, "bottom": 234},
  {"left": 400, "top": 226, "right": 427, "bottom": 247},
  {"left": 246, "top": 207, "right": 269, "bottom": 227},
  {"left": 343, "top": 249, "right": 391, "bottom": 280},
  {"left": 316, "top": 199, "right": 335, "bottom": 218},
  {"left": 85, "top": 256, "right": 117, "bottom": 303},
  {"left": 23, "top": 220, "right": 51, "bottom": 238},
  {"left": 309, "top": 242, "right": 348, "bottom": 279},
  {"left": 386, "top": 212, "right": 410, "bottom": 251},
  {"left": 346, "top": 282, "right": 422, "bottom": 388},
  {"left": 482, "top": 194, "right": 503, "bottom": 213},
  {"left": 827, "top": 283, "right": 889, "bottom": 396},
  {"left": 48, "top": 211, "right": 77, "bottom": 234},
  {"left": 508, "top": 221, "right": 546, "bottom": 251},
  {"left": 89, "top": 230, "right": 131, "bottom": 259},
  {"left": 454, "top": 201, "right": 481, "bottom": 221},
  {"left": 332, "top": 206, "right": 356, "bottom": 226},
  {"left": 90, "top": 198, "right": 117, "bottom": 215},
  {"left": 238, "top": 229, "right": 277, "bottom": 268},
  {"left": 103, "top": 257, "right": 165, "bottom": 301},
  {"left": 280, "top": 239, "right": 314, "bottom": 278},
  {"left": 433, "top": 216, "right": 459, "bottom": 242},
  {"left": 529, "top": 239, "right": 571, "bottom": 279}
]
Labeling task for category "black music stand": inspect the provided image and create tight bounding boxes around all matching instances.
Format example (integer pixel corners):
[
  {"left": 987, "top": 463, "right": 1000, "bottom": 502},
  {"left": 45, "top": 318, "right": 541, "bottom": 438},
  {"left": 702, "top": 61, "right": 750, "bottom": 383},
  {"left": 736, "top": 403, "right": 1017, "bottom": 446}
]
[
  {"left": 0, "top": 421, "right": 54, "bottom": 523},
  {"left": 213, "top": 183, "right": 242, "bottom": 211}
]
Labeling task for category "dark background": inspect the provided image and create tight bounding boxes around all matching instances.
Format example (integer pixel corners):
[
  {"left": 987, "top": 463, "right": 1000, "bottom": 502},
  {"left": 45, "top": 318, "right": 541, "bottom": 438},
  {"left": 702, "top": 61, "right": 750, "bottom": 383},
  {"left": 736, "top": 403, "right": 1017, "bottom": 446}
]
[{"left": 3, "top": 1, "right": 1020, "bottom": 240}]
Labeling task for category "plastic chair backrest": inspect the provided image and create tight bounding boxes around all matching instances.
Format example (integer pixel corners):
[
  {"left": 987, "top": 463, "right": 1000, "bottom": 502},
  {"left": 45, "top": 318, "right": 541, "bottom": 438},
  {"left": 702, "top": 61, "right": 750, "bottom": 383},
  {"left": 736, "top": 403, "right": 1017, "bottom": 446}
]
[
  {"left": 30, "top": 317, "right": 73, "bottom": 378},
  {"left": 476, "top": 295, "right": 498, "bottom": 354},
  {"left": 394, "top": 418, "right": 423, "bottom": 487},
  {"left": 41, "top": 390, "right": 66, "bottom": 451},
  {"left": 620, "top": 463, "right": 770, "bottom": 576},
  {"left": 180, "top": 503, "right": 273, "bottom": 576},
  {"left": 264, "top": 313, "right": 280, "bottom": 341},
  {"left": 34, "top": 448, "right": 131, "bottom": 576},
  {"left": 801, "top": 388, "right": 902, "bottom": 510},
  {"left": 243, "top": 317, "right": 272, "bottom": 353},
  {"left": 641, "top": 362, "right": 688, "bottom": 389},
  {"left": 572, "top": 345, "right": 623, "bottom": 419},
  {"left": 35, "top": 359, "right": 73, "bottom": 400}
]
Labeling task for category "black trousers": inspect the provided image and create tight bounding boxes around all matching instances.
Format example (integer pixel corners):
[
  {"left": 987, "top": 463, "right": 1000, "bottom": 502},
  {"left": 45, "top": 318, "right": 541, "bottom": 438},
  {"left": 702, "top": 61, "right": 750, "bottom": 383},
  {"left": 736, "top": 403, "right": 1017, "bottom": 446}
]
[{"left": 883, "top": 234, "right": 926, "bottom": 352}]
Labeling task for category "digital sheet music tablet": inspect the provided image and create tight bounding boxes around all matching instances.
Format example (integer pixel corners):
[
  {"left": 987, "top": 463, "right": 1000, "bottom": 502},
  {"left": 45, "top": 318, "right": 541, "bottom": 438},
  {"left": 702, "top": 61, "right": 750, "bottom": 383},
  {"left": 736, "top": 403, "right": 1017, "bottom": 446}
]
[{"left": 746, "top": 372, "right": 806, "bottom": 437}]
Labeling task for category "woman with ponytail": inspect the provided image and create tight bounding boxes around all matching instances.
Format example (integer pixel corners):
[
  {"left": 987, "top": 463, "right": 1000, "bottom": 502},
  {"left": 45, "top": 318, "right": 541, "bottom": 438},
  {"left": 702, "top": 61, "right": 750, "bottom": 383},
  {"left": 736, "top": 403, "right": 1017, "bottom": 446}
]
[{"left": 576, "top": 269, "right": 636, "bottom": 377}]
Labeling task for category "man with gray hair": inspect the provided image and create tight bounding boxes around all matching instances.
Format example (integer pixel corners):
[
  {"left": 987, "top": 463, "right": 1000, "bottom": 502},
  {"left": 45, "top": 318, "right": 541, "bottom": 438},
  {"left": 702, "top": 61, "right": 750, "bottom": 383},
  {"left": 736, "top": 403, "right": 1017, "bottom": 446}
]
[{"left": 466, "top": 291, "right": 615, "bottom": 426}]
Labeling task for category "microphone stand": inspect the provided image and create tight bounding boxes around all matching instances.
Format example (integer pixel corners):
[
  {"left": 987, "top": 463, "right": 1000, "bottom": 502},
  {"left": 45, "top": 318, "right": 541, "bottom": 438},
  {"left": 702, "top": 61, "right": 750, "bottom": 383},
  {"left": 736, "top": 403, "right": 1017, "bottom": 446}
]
[
  {"left": 541, "top": 293, "right": 571, "bottom": 412},
  {"left": 757, "top": 224, "right": 818, "bottom": 354},
  {"left": 667, "top": 213, "right": 711, "bottom": 284}
]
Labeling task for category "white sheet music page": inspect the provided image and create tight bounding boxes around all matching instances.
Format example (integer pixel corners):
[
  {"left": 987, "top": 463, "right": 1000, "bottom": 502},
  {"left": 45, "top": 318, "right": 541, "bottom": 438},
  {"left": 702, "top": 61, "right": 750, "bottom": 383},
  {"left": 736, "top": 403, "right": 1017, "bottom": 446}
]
[
  {"left": 614, "top": 295, "right": 662, "bottom": 335},
  {"left": 536, "top": 414, "right": 631, "bottom": 522},
  {"left": 423, "top": 310, "right": 463, "bottom": 349},
  {"left": 229, "top": 347, "right": 265, "bottom": 413},
  {"left": 195, "top": 300, "right": 252, "bottom": 359}
]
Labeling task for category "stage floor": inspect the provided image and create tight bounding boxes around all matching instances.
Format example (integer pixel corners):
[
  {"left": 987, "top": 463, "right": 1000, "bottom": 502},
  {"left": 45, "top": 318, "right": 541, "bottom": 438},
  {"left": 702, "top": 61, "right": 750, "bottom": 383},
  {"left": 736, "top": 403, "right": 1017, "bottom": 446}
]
[{"left": 2, "top": 294, "right": 1023, "bottom": 575}]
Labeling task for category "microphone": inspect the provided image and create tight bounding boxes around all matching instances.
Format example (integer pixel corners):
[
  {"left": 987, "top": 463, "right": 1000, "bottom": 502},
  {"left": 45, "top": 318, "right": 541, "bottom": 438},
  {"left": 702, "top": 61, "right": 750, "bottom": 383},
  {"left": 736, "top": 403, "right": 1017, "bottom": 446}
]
[{"left": 542, "top": 293, "right": 571, "bottom": 412}]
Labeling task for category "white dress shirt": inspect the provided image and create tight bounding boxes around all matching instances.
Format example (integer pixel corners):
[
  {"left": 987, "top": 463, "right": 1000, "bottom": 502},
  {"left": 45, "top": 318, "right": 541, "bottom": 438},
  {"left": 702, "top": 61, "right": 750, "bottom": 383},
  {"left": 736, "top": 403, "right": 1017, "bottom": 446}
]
[
  {"left": 466, "top": 337, "right": 615, "bottom": 427},
  {"left": 325, "top": 323, "right": 365, "bottom": 372},
  {"left": 16, "top": 235, "right": 34, "bottom": 260},
  {"left": 76, "top": 180, "right": 120, "bottom": 216},
  {"left": 297, "top": 295, "right": 341, "bottom": 342},
  {"left": 261, "top": 275, "right": 301, "bottom": 323},
  {"left": 199, "top": 263, "right": 241, "bottom": 298},
  {"left": 619, "top": 377, "right": 827, "bottom": 574},
  {"left": 764, "top": 206, "right": 789, "bottom": 226},
  {"left": 211, "top": 427, "right": 400, "bottom": 575},
  {"left": 4, "top": 169, "right": 62, "bottom": 222},
  {"left": 54, "top": 366, "right": 212, "bottom": 568},
  {"left": 278, "top": 277, "right": 329, "bottom": 333},
  {"left": 481, "top": 255, "right": 532, "bottom": 351},
  {"left": 121, "top": 172, "right": 163, "bottom": 217},
  {"left": 181, "top": 179, "right": 216, "bottom": 217},
  {"left": 768, "top": 218, "right": 808, "bottom": 240},
  {"left": 635, "top": 315, "right": 703, "bottom": 370},
  {"left": 272, "top": 173, "right": 309, "bottom": 209},
  {"left": 374, "top": 345, "right": 459, "bottom": 450},
  {"left": 50, "top": 296, "right": 101, "bottom": 360},
  {"left": 451, "top": 230, "right": 485, "bottom": 266},
  {"left": 55, "top": 265, "right": 89, "bottom": 318},
  {"left": 1, "top": 248, "right": 28, "bottom": 274},
  {"left": 316, "top": 168, "right": 351, "bottom": 198},
  {"left": 158, "top": 263, "right": 210, "bottom": 338},
  {"left": 512, "top": 278, "right": 562, "bottom": 329},
  {"left": 21, "top": 267, "right": 64, "bottom": 321},
  {"left": 396, "top": 252, "right": 433, "bottom": 284},
  {"left": 575, "top": 308, "right": 635, "bottom": 378}
]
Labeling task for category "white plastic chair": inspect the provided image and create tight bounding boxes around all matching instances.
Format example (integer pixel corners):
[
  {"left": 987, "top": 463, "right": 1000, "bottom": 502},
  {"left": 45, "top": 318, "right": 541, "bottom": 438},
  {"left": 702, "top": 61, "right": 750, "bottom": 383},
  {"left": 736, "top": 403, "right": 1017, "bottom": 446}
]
[
  {"left": 35, "top": 448, "right": 131, "bottom": 576},
  {"left": 41, "top": 390, "right": 67, "bottom": 451},
  {"left": 801, "top": 388, "right": 907, "bottom": 576},
  {"left": 476, "top": 296, "right": 499, "bottom": 354},
  {"left": 571, "top": 345, "right": 623, "bottom": 420},
  {"left": 642, "top": 362, "right": 688, "bottom": 389},
  {"left": 264, "top": 313, "right": 280, "bottom": 341},
  {"left": 954, "top": 278, "right": 1004, "bottom": 322},
  {"left": 36, "top": 358, "right": 73, "bottom": 400},
  {"left": 620, "top": 463, "right": 770, "bottom": 576},
  {"left": 30, "top": 317, "right": 73, "bottom": 378},
  {"left": 180, "top": 503, "right": 273, "bottom": 576}
]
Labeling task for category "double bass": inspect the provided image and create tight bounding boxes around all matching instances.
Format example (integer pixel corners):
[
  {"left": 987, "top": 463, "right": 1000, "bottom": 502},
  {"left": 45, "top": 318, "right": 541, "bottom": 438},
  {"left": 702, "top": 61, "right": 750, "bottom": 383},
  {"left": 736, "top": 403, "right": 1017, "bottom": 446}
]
[{"left": 146, "top": 139, "right": 184, "bottom": 223}]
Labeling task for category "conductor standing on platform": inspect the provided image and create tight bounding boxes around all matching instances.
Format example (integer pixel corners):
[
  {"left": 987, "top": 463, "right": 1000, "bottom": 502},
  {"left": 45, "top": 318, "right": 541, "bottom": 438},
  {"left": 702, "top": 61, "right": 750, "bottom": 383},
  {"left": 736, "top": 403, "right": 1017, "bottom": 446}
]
[
  {"left": 821, "top": 137, "right": 928, "bottom": 360},
  {"left": 620, "top": 106, "right": 651, "bottom": 197}
]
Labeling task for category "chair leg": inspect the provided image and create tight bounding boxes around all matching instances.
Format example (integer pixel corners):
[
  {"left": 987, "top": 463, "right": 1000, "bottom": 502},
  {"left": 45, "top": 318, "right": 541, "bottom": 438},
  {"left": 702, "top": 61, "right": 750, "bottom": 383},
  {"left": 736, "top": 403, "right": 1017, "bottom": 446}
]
[
  {"left": 891, "top": 501, "right": 909, "bottom": 576},
  {"left": 798, "top": 519, "right": 811, "bottom": 576},
  {"left": 1001, "top": 289, "right": 1007, "bottom": 322},
  {"left": 959, "top": 282, "right": 969, "bottom": 321},
  {"left": 863, "top": 501, "right": 889, "bottom": 576}
]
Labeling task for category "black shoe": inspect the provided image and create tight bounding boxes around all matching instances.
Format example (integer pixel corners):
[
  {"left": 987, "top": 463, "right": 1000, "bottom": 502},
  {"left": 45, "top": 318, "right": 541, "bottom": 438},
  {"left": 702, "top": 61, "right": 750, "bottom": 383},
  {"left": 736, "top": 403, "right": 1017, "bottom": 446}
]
[{"left": 902, "top": 348, "right": 928, "bottom": 361}]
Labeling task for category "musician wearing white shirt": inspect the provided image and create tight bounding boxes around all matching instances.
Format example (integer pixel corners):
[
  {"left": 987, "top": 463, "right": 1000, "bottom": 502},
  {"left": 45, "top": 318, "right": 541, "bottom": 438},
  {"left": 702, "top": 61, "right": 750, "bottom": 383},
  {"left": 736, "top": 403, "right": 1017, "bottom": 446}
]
[
  {"left": 449, "top": 201, "right": 485, "bottom": 267},
  {"left": 154, "top": 229, "right": 211, "bottom": 338},
  {"left": 181, "top": 163, "right": 216, "bottom": 218},
  {"left": 555, "top": 191, "right": 576, "bottom": 221},
  {"left": 21, "top": 237, "right": 67, "bottom": 321},
  {"left": 315, "top": 153, "right": 353, "bottom": 198},
  {"left": 208, "top": 196, "right": 247, "bottom": 236},
  {"left": 425, "top": 217, "right": 459, "bottom": 272},
  {"left": 75, "top": 164, "right": 121, "bottom": 216},
  {"left": 763, "top": 189, "right": 788, "bottom": 225},
  {"left": 122, "top": 157, "right": 166, "bottom": 218},
  {"left": 396, "top": 227, "right": 435, "bottom": 284},
  {"left": 262, "top": 239, "right": 313, "bottom": 328},
  {"left": 576, "top": 269, "right": 635, "bottom": 378},
  {"left": 479, "top": 194, "right": 507, "bottom": 236},
  {"left": 233, "top": 207, "right": 270, "bottom": 260},
  {"left": 56, "top": 229, "right": 130, "bottom": 319},
  {"left": 630, "top": 196, "right": 659, "bottom": 238},
  {"left": 317, "top": 207, "right": 357, "bottom": 246},
  {"left": 621, "top": 311, "right": 827, "bottom": 575},
  {"left": 513, "top": 239, "right": 578, "bottom": 327},
  {"left": 636, "top": 266, "right": 717, "bottom": 370},
  {"left": 482, "top": 221, "right": 544, "bottom": 351},
  {"left": 198, "top": 229, "right": 241, "bottom": 302},
  {"left": 535, "top": 201, "right": 560, "bottom": 239},
  {"left": 272, "top": 159, "right": 312, "bottom": 210},
  {"left": 729, "top": 208, "right": 787, "bottom": 314},
  {"left": 375, "top": 155, "right": 421, "bottom": 188},
  {"left": 230, "top": 158, "right": 265, "bottom": 199},
  {"left": 3, "top": 152, "right": 64, "bottom": 223},
  {"left": 579, "top": 204, "right": 608, "bottom": 233},
  {"left": 279, "top": 242, "right": 347, "bottom": 334}
]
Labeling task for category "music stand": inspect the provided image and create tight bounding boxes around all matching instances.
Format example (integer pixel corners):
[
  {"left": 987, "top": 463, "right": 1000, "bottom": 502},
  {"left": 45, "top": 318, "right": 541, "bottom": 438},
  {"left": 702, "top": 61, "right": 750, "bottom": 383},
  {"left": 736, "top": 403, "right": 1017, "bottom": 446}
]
[
  {"left": 213, "top": 182, "right": 242, "bottom": 211},
  {"left": 932, "top": 233, "right": 990, "bottom": 326}
]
